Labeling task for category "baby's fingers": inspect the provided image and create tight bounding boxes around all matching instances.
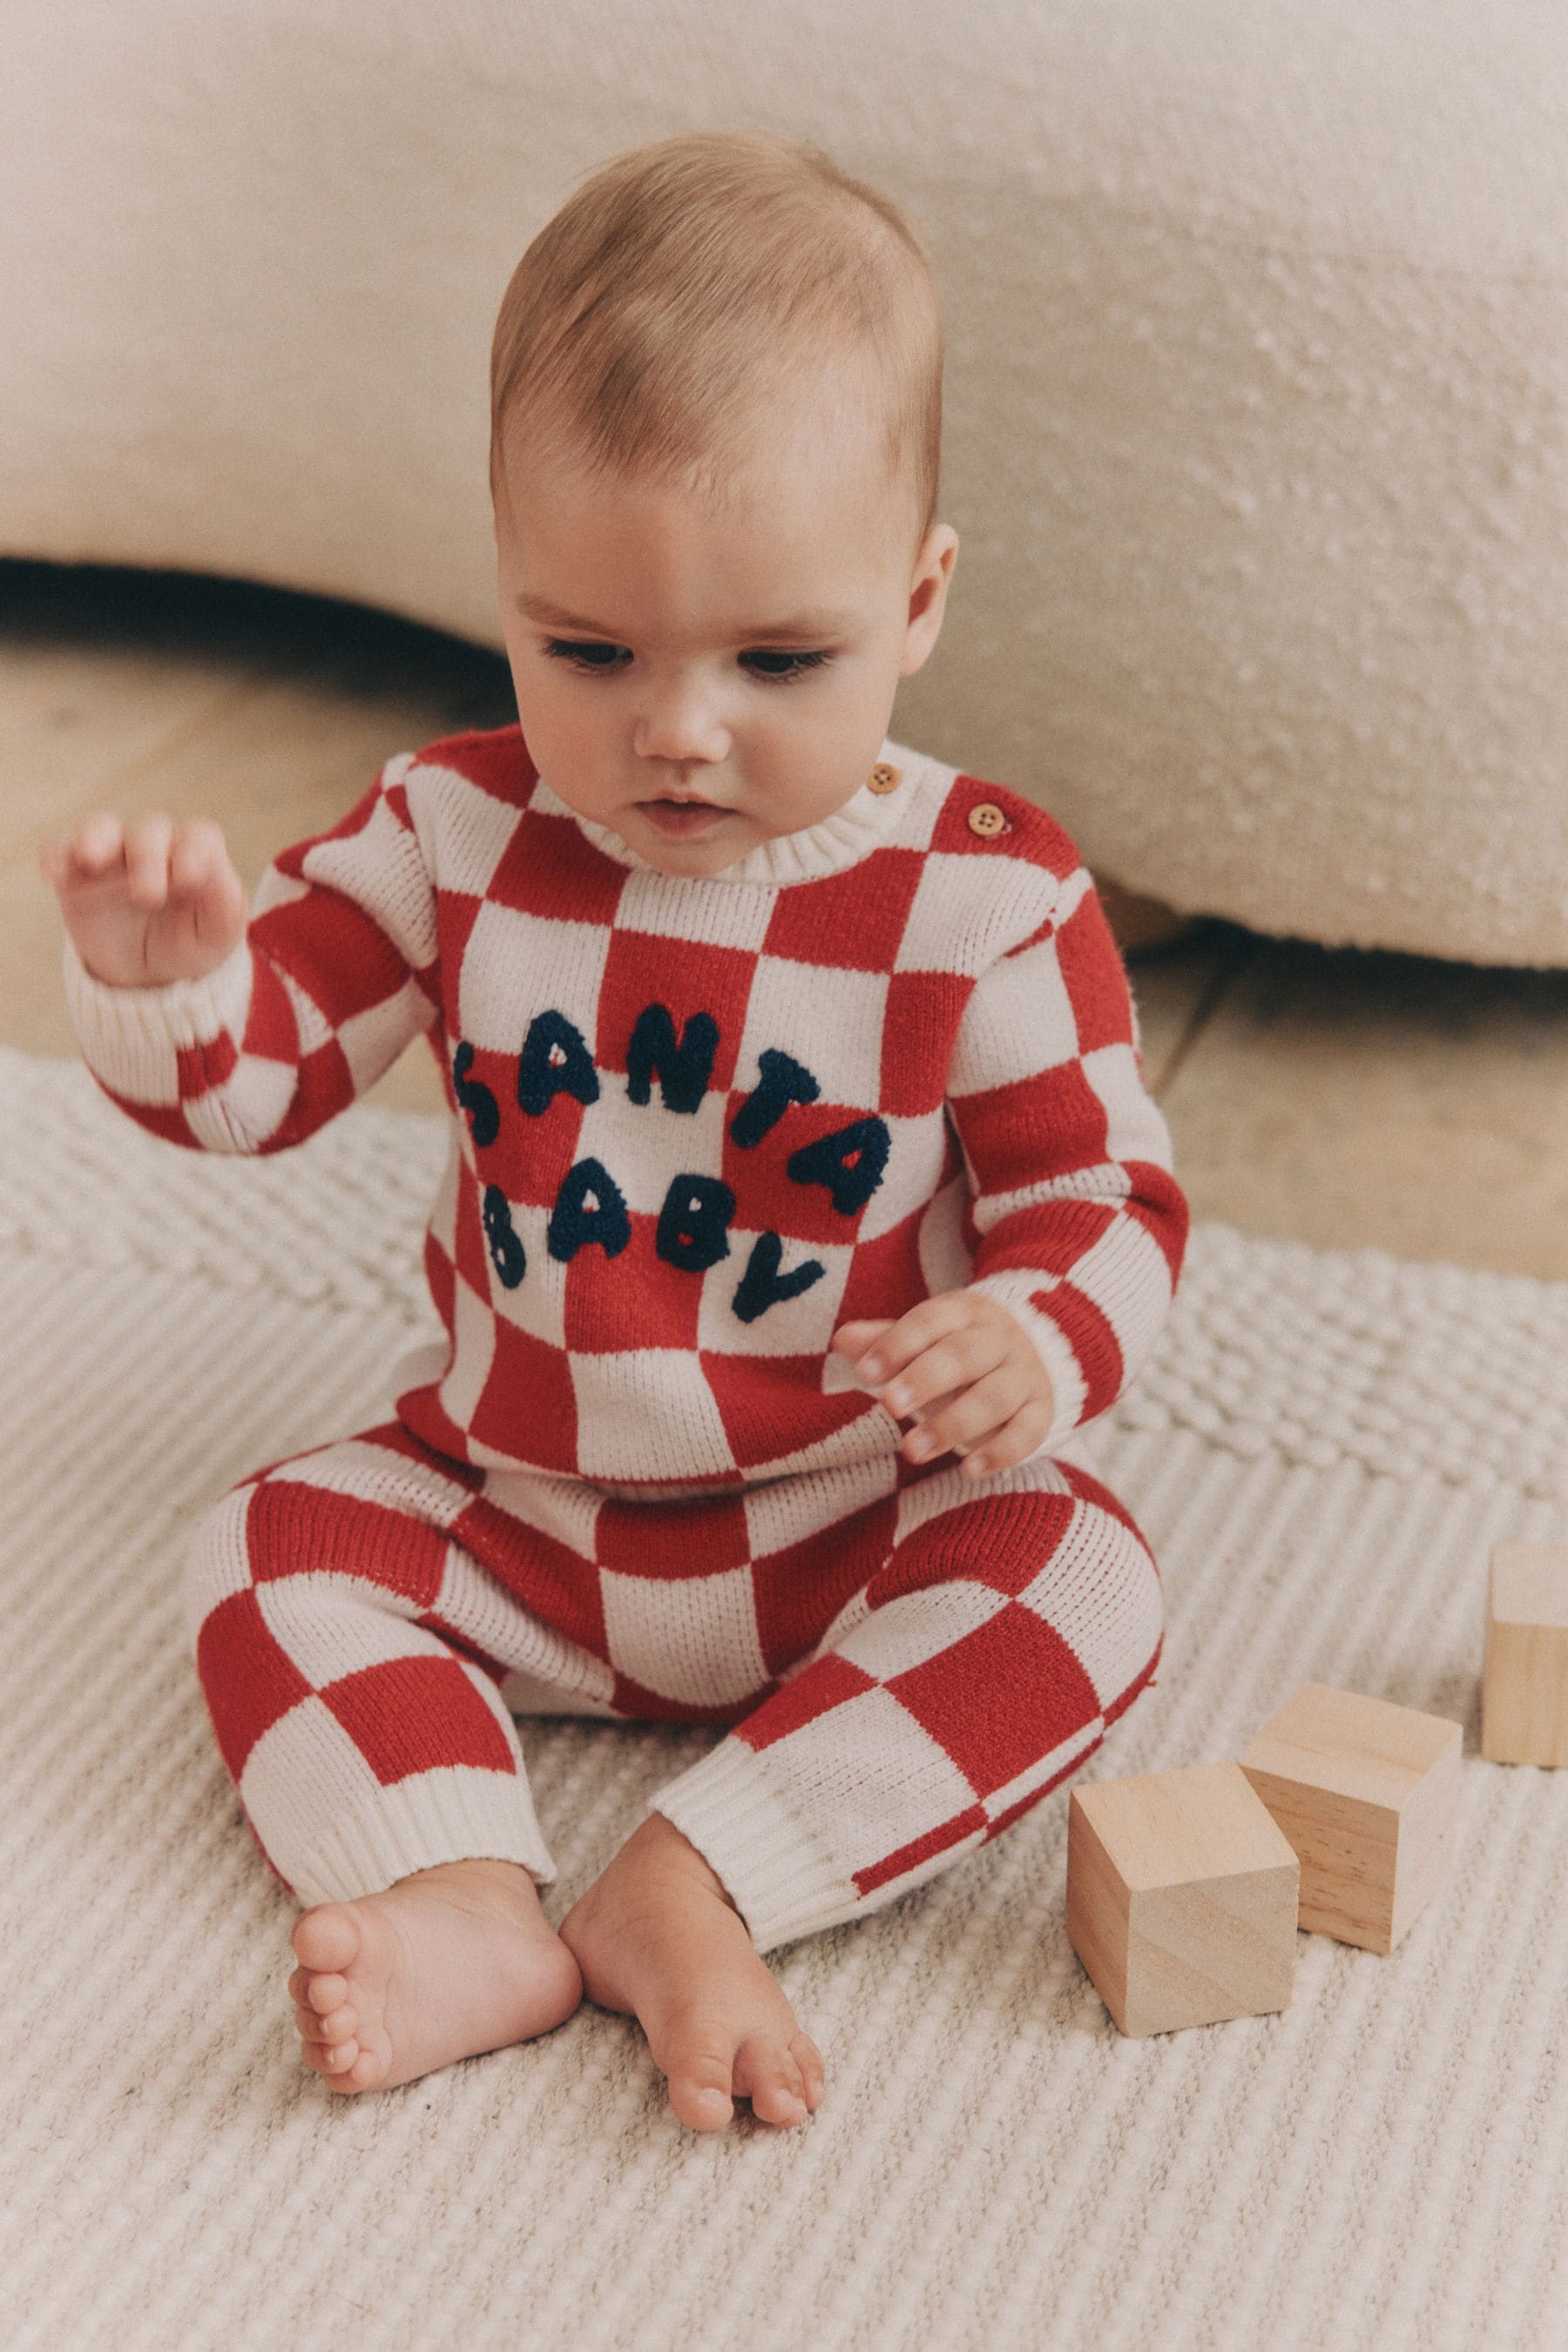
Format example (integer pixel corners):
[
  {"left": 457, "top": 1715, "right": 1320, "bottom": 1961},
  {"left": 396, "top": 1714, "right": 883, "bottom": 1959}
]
[
  {"left": 42, "top": 808, "right": 126, "bottom": 889},
  {"left": 121, "top": 813, "right": 176, "bottom": 908}
]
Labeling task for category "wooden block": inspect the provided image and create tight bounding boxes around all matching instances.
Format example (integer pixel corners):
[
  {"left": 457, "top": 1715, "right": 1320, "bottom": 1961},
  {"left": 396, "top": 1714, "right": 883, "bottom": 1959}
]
[
  {"left": 1239, "top": 1682, "right": 1462, "bottom": 1955},
  {"left": 1482, "top": 1541, "right": 1568, "bottom": 1767},
  {"left": 1065, "top": 1762, "right": 1300, "bottom": 2037}
]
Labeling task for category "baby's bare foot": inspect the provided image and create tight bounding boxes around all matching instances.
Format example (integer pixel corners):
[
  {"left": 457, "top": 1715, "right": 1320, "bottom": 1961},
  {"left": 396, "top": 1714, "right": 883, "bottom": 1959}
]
[
  {"left": 289, "top": 1855, "right": 583, "bottom": 2094},
  {"left": 558, "top": 1812, "right": 827, "bottom": 2133}
]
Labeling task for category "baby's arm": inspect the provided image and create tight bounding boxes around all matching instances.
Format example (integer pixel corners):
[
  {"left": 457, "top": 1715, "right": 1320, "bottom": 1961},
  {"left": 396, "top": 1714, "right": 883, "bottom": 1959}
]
[
  {"left": 38, "top": 756, "right": 438, "bottom": 1154},
  {"left": 835, "top": 849, "right": 1188, "bottom": 1475}
]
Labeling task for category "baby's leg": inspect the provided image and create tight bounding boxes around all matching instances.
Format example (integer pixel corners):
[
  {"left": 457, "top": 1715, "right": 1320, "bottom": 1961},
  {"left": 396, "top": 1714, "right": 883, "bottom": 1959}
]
[
  {"left": 564, "top": 1455, "right": 1160, "bottom": 2126},
  {"left": 185, "top": 1426, "right": 587, "bottom": 2091}
]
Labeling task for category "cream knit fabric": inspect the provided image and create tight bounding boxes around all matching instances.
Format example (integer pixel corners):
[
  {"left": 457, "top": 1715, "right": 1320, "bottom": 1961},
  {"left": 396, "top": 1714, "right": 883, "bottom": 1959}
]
[{"left": 3, "top": 1045, "right": 1567, "bottom": 2350}]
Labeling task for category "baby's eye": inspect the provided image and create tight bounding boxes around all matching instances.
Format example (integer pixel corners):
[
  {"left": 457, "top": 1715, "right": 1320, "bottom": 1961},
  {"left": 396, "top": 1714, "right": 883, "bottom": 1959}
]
[
  {"left": 544, "top": 639, "right": 627, "bottom": 672},
  {"left": 740, "top": 649, "right": 832, "bottom": 683}
]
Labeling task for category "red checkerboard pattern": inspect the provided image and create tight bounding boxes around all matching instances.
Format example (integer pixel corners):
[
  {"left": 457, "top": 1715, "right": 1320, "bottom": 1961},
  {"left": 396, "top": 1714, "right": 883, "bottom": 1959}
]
[
  {"left": 184, "top": 1418, "right": 1165, "bottom": 1938},
  {"left": 64, "top": 726, "right": 1188, "bottom": 1490}
]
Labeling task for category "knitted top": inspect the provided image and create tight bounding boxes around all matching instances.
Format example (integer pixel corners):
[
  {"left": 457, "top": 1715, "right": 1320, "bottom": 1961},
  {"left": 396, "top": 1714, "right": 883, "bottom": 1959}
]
[{"left": 62, "top": 726, "right": 1188, "bottom": 1493}]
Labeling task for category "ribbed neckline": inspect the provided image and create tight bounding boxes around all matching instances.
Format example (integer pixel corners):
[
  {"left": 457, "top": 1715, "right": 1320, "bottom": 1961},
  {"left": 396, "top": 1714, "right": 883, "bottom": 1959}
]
[{"left": 536, "top": 740, "right": 922, "bottom": 887}]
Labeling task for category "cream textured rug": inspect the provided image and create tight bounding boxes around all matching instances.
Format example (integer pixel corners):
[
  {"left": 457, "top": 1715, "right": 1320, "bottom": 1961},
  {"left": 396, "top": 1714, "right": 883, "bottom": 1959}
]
[{"left": 3, "top": 1044, "right": 1567, "bottom": 2352}]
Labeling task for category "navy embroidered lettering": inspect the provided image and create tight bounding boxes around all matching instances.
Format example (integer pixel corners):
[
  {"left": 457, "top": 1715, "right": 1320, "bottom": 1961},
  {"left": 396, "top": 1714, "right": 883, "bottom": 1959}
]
[
  {"left": 730, "top": 1048, "right": 821, "bottom": 1147},
  {"left": 655, "top": 1174, "right": 735, "bottom": 1273},
  {"left": 547, "top": 1157, "right": 630, "bottom": 1261},
  {"left": 626, "top": 1004, "right": 720, "bottom": 1113},
  {"left": 731, "top": 1231, "right": 826, "bottom": 1324},
  {"left": 785, "top": 1117, "right": 890, "bottom": 1214},
  {"left": 481, "top": 1184, "right": 526, "bottom": 1288},
  {"left": 518, "top": 1010, "right": 599, "bottom": 1116},
  {"left": 452, "top": 1041, "right": 499, "bottom": 1147}
]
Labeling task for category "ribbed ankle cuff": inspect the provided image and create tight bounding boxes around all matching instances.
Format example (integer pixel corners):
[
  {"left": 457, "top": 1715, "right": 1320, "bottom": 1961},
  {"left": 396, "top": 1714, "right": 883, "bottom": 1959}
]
[
  {"left": 646, "top": 1736, "right": 861, "bottom": 1954},
  {"left": 287, "top": 1768, "right": 556, "bottom": 1907}
]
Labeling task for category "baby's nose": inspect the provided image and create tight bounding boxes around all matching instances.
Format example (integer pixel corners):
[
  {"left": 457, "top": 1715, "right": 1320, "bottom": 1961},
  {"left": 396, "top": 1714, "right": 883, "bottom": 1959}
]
[{"left": 632, "top": 680, "right": 730, "bottom": 766}]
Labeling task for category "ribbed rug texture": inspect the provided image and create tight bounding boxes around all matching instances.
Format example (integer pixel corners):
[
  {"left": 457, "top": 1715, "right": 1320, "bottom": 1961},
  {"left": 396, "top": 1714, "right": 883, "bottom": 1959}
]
[{"left": 3, "top": 1044, "right": 1566, "bottom": 2352}]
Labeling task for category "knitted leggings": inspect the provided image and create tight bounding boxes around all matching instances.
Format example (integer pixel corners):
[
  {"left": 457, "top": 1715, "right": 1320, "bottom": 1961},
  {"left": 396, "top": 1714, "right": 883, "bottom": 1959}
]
[{"left": 185, "top": 1419, "right": 1164, "bottom": 1953}]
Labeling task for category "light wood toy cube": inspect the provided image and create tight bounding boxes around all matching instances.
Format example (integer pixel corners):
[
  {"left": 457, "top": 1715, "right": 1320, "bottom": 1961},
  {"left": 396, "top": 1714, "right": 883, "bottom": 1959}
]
[
  {"left": 1238, "top": 1681, "right": 1462, "bottom": 1955},
  {"left": 1482, "top": 1541, "right": 1568, "bottom": 1767},
  {"left": 1065, "top": 1761, "right": 1300, "bottom": 2037}
]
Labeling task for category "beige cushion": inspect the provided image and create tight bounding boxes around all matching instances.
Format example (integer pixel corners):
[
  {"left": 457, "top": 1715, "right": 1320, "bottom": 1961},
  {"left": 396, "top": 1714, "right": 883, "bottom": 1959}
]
[{"left": 4, "top": 3, "right": 1565, "bottom": 963}]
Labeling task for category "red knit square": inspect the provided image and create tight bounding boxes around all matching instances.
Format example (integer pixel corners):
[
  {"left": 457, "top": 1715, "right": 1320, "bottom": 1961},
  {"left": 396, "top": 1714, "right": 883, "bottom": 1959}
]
[
  {"left": 321, "top": 1653, "right": 517, "bottom": 1782},
  {"left": 594, "top": 1490, "right": 751, "bottom": 1577},
  {"left": 195, "top": 1587, "right": 314, "bottom": 1781},
  {"left": 244, "top": 1480, "right": 449, "bottom": 1605},
  {"left": 595, "top": 928, "right": 757, "bottom": 1091},
  {"left": 884, "top": 1604, "right": 1101, "bottom": 1797},
  {"left": 879, "top": 970, "right": 970, "bottom": 1116},
  {"left": 468, "top": 1315, "right": 579, "bottom": 1471},
  {"left": 701, "top": 1349, "right": 875, "bottom": 1470},
  {"left": 760, "top": 848, "right": 923, "bottom": 972},
  {"left": 562, "top": 1210, "right": 704, "bottom": 1352},
  {"left": 1053, "top": 891, "right": 1135, "bottom": 1054},
  {"left": 733, "top": 1650, "right": 877, "bottom": 1748},
  {"left": 488, "top": 804, "right": 628, "bottom": 926}
]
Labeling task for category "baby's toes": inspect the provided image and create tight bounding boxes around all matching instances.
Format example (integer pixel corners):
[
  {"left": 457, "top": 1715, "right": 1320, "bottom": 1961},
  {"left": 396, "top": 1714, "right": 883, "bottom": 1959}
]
[
  {"left": 733, "top": 2033, "right": 810, "bottom": 2127},
  {"left": 302, "top": 2001, "right": 358, "bottom": 2047},
  {"left": 659, "top": 2026, "right": 738, "bottom": 2132},
  {"left": 790, "top": 2031, "right": 828, "bottom": 2111},
  {"left": 301, "top": 2028, "right": 361, "bottom": 2078}
]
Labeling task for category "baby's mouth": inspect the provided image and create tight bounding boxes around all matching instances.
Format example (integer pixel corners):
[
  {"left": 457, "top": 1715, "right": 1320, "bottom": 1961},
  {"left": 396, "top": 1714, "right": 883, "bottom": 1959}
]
[{"left": 637, "top": 797, "right": 732, "bottom": 835}]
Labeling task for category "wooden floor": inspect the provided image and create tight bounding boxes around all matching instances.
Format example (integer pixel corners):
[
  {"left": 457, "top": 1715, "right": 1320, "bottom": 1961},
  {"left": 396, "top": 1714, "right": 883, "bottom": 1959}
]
[{"left": 7, "top": 557, "right": 1567, "bottom": 1281}]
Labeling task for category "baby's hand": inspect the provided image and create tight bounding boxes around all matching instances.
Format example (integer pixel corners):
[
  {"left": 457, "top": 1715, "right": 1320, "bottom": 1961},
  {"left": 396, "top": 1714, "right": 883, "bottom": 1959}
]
[
  {"left": 38, "top": 811, "right": 247, "bottom": 988},
  {"left": 832, "top": 1292, "right": 1056, "bottom": 1479}
]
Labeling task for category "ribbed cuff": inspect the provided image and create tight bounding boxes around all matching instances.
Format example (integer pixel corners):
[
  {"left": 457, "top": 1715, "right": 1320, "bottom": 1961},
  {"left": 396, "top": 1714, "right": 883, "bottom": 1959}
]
[
  {"left": 61, "top": 930, "right": 253, "bottom": 1105},
  {"left": 646, "top": 1736, "right": 862, "bottom": 1954},
  {"left": 287, "top": 1768, "right": 556, "bottom": 1908}
]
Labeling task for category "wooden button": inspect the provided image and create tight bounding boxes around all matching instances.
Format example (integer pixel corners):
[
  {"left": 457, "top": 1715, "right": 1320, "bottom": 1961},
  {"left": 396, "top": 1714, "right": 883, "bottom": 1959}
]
[
  {"left": 967, "top": 801, "right": 1006, "bottom": 837},
  {"left": 867, "top": 761, "right": 902, "bottom": 795}
]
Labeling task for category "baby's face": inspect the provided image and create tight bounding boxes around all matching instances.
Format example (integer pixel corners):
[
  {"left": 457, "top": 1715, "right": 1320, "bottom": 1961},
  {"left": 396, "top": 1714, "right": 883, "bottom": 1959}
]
[{"left": 492, "top": 398, "right": 957, "bottom": 877}]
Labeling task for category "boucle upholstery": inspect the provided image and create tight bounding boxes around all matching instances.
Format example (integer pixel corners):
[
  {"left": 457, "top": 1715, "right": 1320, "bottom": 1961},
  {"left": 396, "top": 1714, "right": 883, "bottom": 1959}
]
[{"left": 4, "top": 2, "right": 1565, "bottom": 963}]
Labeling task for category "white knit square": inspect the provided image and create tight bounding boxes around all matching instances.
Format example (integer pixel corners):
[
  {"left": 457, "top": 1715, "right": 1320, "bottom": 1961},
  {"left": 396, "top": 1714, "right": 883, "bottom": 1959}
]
[
  {"left": 946, "top": 931, "right": 1078, "bottom": 1098},
  {"left": 182, "top": 1051, "right": 297, "bottom": 1152},
  {"left": 239, "top": 1690, "right": 394, "bottom": 1835},
  {"left": 740, "top": 1453, "right": 896, "bottom": 1563},
  {"left": 476, "top": 1461, "right": 606, "bottom": 1562},
  {"left": 613, "top": 868, "right": 775, "bottom": 952},
  {"left": 569, "top": 1349, "right": 736, "bottom": 1482},
  {"left": 696, "top": 1229, "right": 855, "bottom": 1357},
  {"left": 416, "top": 763, "right": 526, "bottom": 897},
  {"left": 182, "top": 1484, "right": 259, "bottom": 1638},
  {"left": 301, "top": 785, "right": 439, "bottom": 970},
  {"left": 1017, "top": 1497, "right": 1163, "bottom": 1712},
  {"left": 1082, "top": 1041, "right": 1178, "bottom": 1168},
  {"left": 598, "top": 1563, "right": 768, "bottom": 1708},
  {"left": 758, "top": 1684, "right": 983, "bottom": 1874},
  {"left": 573, "top": 1082, "right": 732, "bottom": 1219},
  {"left": 855, "top": 1109, "right": 952, "bottom": 1241},
  {"left": 261, "top": 1436, "right": 476, "bottom": 1528},
  {"left": 255, "top": 1570, "right": 451, "bottom": 1688},
  {"left": 829, "top": 1580, "right": 1009, "bottom": 1680},
  {"left": 895, "top": 853, "right": 1030, "bottom": 977},
  {"left": 736, "top": 958, "right": 889, "bottom": 1112},
  {"left": 335, "top": 979, "right": 436, "bottom": 1098},
  {"left": 437, "top": 1270, "right": 497, "bottom": 1431},
  {"left": 457, "top": 902, "right": 611, "bottom": 1056}
]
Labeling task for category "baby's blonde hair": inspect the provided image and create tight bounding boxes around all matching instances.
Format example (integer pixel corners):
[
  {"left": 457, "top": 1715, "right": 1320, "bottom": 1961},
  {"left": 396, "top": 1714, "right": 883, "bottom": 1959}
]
[{"left": 489, "top": 128, "right": 943, "bottom": 553}]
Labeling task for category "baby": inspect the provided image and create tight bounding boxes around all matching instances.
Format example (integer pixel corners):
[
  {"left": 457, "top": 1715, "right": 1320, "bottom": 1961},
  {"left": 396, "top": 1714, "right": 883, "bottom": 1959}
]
[{"left": 40, "top": 128, "right": 1187, "bottom": 2133}]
